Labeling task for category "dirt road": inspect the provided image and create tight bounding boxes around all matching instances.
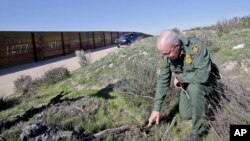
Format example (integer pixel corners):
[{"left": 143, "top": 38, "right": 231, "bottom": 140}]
[{"left": 0, "top": 45, "right": 119, "bottom": 97}]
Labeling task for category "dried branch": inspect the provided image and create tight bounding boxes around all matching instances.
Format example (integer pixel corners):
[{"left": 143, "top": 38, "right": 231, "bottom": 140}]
[
  {"left": 209, "top": 123, "right": 222, "bottom": 141},
  {"left": 124, "top": 91, "right": 154, "bottom": 99},
  {"left": 161, "top": 116, "right": 176, "bottom": 141},
  {"left": 83, "top": 125, "right": 134, "bottom": 140}
]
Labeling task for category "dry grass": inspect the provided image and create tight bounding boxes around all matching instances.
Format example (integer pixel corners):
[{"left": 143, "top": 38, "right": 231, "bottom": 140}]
[
  {"left": 183, "top": 26, "right": 250, "bottom": 140},
  {"left": 206, "top": 70, "right": 250, "bottom": 141}
]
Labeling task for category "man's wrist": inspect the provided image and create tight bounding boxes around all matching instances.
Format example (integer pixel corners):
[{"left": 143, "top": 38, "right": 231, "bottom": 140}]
[{"left": 153, "top": 105, "right": 161, "bottom": 112}]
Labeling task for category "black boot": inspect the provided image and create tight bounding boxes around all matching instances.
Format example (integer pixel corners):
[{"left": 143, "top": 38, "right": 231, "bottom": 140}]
[{"left": 183, "top": 133, "right": 202, "bottom": 141}]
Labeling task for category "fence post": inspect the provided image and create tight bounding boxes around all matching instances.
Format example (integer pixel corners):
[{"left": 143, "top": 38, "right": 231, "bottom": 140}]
[
  {"left": 103, "top": 32, "right": 106, "bottom": 46},
  {"left": 61, "top": 32, "right": 66, "bottom": 55},
  {"left": 92, "top": 32, "right": 96, "bottom": 49},
  {"left": 31, "top": 32, "right": 38, "bottom": 62},
  {"left": 79, "top": 32, "right": 83, "bottom": 50}
]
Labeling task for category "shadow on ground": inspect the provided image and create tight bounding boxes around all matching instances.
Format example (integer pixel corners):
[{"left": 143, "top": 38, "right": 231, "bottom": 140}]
[
  {"left": 90, "top": 84, "right": 116, "bottom": 99},
  {"left": 161, "top": 102, "right": 179, "bottom": 123},
  {"left": 0, "top": 97, "right": 21, "bottom": 112}
]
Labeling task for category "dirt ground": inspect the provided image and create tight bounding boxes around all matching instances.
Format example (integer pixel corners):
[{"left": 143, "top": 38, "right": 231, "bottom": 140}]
[{"left": 0, "top": 45, "right": 119, "bottom": 97}]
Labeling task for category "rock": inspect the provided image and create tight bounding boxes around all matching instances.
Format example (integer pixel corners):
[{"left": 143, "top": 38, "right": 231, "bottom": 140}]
[
  {"left": 36, "top": 112, "right": 47, "bottom": 122},
  {"left": 108, "top": 63, "right": 113, "bottom": 68},
  {"left": 20, "top": 123, "right": 62, "bottom": 141},
  {"left": 140, "top": 51, "right": 148, "bottom": 56},
  {"left": 112, "top": 78, "right": 119, "bottom": 84},
  {"left": 35, "top": 127, "right": 58, "bottom": 141},
  {"left": 20, "top": 123, "right": 47, "bottom": 141},
  {"left": 52, "top": 131, "right": 74, "bottom": 140},
  {"left": 232, "top": 44, "right": 244, "bottom": 50},
  {"left": 35, "top": 134, "right": 50, "bottom": 141}
]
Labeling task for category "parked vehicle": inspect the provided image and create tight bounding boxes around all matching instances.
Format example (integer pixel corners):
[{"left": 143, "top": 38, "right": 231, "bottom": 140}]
[{"left": 114, "top": 32, "right": 140, "bottom": 48}]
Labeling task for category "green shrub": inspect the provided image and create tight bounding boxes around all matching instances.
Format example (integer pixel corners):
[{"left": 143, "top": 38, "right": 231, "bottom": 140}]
[
  {"left": 75, "top": 50, "right": 91, "bottom": 67},
  {"left": 215, "top": 17, "right": 245, "bottom": 37},
  {"left": 182, "top": 30, "right": 219, "bottom": 49},
  {"left": 115, "top": 54, "right": 158, "bottom": 98},
  {"left": 38, "top": 66, "right": 70, "bottom": 85},
  {"left": 13, "top": 75, "right": 34, "bottom": 95}
]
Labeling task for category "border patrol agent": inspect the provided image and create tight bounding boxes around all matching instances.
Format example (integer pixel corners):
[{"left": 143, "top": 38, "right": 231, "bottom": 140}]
[{"left": 147, "top": 30, "right": 220, "bottom": 141}]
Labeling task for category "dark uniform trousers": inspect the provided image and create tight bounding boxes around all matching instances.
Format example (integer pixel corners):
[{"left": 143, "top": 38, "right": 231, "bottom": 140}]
[{"left": 179, "top": 82, "right": 215, "bottom": 135}]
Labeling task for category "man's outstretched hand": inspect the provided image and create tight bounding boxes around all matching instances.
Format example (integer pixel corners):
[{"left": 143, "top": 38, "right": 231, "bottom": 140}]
[{"left": 147, "top": 111, "right": 160, "bottom": 128}]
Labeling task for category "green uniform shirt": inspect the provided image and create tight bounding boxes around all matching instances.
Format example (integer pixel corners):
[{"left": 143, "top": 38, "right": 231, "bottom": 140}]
[{"left": 154, "top": 37, "right": 217, "bottom": 111}]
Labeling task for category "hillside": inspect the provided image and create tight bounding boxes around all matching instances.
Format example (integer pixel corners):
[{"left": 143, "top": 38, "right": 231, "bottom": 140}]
[{"left": 1, "top": 28, "right": 250, "bottom": 140}]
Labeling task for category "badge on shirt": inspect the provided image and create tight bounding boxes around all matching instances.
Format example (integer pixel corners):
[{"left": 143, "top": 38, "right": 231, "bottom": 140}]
[
  {"left": 191, "top": 45, "right": 200, "bottom": 54},
  {"left": 185, "top": 54, "right": 192, "bottom": 64}
]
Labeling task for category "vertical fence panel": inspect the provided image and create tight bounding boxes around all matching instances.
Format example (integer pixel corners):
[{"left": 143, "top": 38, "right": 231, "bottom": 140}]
[
  {"left": 103, "top": 32, "right": 106, "bottom": 46},
  {"left": 61, "top": 32, "right": 66, "bottom": 56},
  {"left": 63, "top": 32, "right": 80, "bottom": 53},
  {"left": 37, "top": 32, "right": 62, "bottom": 58},
  {"left": 0, "top": 32, "right": 34, "bottom": 68},
  {"left": 116, "top": 32, "right": 119, "bottom": 39},
  {"left": 87, "top": 32, "right": 93, "bottom": 49},
  {"left": 92, "top": 32, "right": 96, "bottom": 49},
  {"left": 35, "top": 32, "right": 46, "bottom": 61},
  {"left": 105, "top": 32, "right": 111, "bottom": 45},
  {"left": 111, "top": 32, "right": 118, "bottom": 44},
  {"left": 31, "top": 32, "right": 38, "bottom": 62},
  {"left": 110, "top": 32, "right": 113, "bottom": 44},
  {"left": 79, "top": 32, "right": 83, "bottom": 50},
  {"left": 81, "top": 32, "right": 89, "bottom": 50},
  {"left": 94, "top": 32, "right": 104, "bottom": 47}
]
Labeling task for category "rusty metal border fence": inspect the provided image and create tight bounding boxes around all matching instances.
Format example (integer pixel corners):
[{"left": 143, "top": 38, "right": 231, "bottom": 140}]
[{"left": 0, "top": 31, "right": 151, "bottom": 69}]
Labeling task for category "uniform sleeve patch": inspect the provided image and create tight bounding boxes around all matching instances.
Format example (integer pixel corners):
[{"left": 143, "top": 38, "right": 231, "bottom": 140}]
[
  {"left": 191, "top": 45, "right": 200, "bottom": 54},
  {"left": 184, "top": 54, "right": 192, "bottom": 64}
]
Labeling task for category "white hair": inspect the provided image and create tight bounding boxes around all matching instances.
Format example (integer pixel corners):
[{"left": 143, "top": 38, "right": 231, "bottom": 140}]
[
  {"left": 165, "top": 31, "right": 180, "bottom": 46},
  {"left": 158, "top": 30, "right": 180, "bottom": 48}
]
